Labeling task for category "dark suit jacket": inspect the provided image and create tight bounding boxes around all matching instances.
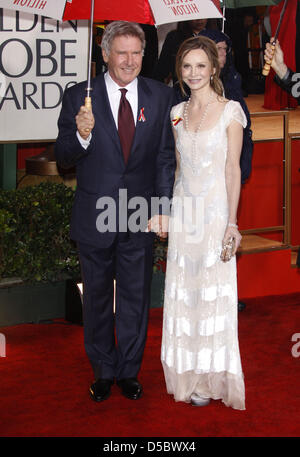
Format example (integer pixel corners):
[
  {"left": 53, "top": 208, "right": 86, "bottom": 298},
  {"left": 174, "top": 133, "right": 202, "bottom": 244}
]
[
  {"left": 274, "top": 68, "right": 297, "bottom": 97},
  {"left": 55, "top": 73, "right": 176, "bottom": 248}
]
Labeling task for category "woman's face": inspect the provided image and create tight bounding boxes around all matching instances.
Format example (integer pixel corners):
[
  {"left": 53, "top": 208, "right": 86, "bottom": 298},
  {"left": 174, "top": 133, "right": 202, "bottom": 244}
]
[{"left": 181, "top": 48, "right": 214, "bottom": 92}]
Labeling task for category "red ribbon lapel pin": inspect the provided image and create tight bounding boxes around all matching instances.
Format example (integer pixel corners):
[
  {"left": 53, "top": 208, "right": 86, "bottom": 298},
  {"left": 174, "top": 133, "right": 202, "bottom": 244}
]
[
  {"left": 172, "top": 116, "right": 183, "bottom": 126},
  {"left": 138, "top": 107, "right": 146, "bottom": 122}
]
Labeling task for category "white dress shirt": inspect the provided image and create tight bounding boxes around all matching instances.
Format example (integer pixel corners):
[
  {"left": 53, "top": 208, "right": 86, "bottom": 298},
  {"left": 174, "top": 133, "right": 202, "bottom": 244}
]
[
  {"left": 104, "top": 71, "right": 138, "bottom": 127},
  {"left": 77, "top": 71, "right": 138, "bottom": 148}
]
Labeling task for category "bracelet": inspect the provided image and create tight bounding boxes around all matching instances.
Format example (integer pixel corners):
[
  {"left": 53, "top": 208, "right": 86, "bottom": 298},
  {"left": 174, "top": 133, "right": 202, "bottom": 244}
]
[{"left": 228, "top": 222, "right": 238, "bottom": 228}]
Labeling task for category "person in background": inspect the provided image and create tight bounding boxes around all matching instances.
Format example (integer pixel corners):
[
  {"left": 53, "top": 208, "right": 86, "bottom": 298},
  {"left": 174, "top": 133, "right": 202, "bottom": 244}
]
[
  {"left": 156, "top": 22, "right": 177, "bottom": 57},
  {"left": 92, "top": 25, "right": 106, "bottom": 76},
  {"left": 139, "top": 24, "right": 158, "bottom": 77},
  {"left": 264, "top": 38, "right": 299, "bottom": 96},
  {"left": 225, "top": 7, "right": 258, "bottom": 96},
  {"left": 265, "top": 37, "right": 300, "bottom": 268},
  {"left": 263, "top": 0, "right": 298, "bottom": 110}
]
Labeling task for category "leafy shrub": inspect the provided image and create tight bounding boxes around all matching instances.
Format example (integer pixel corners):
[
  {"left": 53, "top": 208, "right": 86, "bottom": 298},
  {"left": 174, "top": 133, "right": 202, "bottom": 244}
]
[
  {"left": 0, "top": 182, "right": 168, "bottom": 283},
  {"left": 0, "top": 182, "right": 80, "bottom": 283},
  {"left": 153, "top": 237, "right": 167, "bottom": 273}
]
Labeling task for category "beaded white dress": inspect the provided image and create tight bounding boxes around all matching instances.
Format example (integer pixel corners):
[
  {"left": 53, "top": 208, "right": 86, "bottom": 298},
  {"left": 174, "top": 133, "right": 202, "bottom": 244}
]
[{"left": 161, "top": 100, "right": 246, "bottom": 410}]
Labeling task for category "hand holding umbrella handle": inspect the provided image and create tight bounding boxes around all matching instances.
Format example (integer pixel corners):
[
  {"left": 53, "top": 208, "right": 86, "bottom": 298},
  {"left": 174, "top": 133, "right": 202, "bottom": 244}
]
[
  {"left": 85, "top": 96, "right": 92, "bottom": 111},
  {"left": 262, "top": 0, "right": 288, "bottom": 77},
  {"left": 262, "top": 43, "right": 275, "bottom": 76}
]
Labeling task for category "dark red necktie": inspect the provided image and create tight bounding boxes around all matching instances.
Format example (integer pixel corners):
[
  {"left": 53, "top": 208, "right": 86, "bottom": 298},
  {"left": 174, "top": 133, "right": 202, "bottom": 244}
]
[{"left": 118, "top": 88, "right": 135, "bottom": 165}]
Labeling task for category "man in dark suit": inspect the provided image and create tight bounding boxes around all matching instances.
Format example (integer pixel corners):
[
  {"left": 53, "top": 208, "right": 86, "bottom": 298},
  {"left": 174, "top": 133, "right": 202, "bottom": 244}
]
[{"left": 55, "top": 21, "right": 176, "bottom": 402}]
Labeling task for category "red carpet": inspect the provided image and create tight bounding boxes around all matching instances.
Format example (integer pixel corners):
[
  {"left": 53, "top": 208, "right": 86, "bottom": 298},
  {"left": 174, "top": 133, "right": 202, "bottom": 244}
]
[{"left": 0, "top": 293, "right": 299, "bottom": 438}]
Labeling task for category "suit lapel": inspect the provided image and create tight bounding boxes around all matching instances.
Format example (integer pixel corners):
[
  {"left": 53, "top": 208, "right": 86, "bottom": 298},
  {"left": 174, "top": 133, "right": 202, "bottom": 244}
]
[{"left": 92, "top": 74, "right": 123, "bottom": 159}]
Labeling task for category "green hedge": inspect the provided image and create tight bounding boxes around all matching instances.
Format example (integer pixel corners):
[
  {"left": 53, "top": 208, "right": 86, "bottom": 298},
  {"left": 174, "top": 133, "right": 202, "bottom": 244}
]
[
  {"left": 0, "top": 182, "right": 168, "bottom": 284},
  {"left": 0, "top": 182, "right": 80, "bottom": 283}
]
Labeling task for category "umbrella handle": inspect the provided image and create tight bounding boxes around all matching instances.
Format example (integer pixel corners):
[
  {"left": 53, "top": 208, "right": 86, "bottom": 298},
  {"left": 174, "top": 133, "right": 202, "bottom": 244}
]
[
  {"left": 262, "top": 44, "right": 275, "bottom": 76},
  {"left": 85, "top": 96, "right": 92, "bottom": 111},
  {"left": 263, "top": 0, "right": 288, "bottom": 77},
  {"left": 84, "top": 96, "right": 92, "bottom": 134}
]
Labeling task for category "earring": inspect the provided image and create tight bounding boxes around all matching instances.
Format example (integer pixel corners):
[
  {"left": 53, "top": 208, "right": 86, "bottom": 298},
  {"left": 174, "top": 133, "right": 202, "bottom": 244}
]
[{"left": 210, "top": 74, "right": 214, "bottom": 82}]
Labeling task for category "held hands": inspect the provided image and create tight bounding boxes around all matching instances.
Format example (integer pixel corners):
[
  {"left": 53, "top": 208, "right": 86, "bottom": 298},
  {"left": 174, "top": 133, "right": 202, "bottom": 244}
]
[
  {"left": 264, "top": 38, "right": 287, "bottom": 79},
  {"left": 76, "top": 106, "right": 95, "bottom": 140},
  {"left": 146, "top": 215, "right": 169, "bottom": 238}
]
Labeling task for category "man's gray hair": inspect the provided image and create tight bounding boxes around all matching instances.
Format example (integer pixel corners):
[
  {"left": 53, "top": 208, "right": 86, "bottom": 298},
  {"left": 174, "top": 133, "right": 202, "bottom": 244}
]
[{"left": 101, "top": 21, "right": 146, "bottom": 56}]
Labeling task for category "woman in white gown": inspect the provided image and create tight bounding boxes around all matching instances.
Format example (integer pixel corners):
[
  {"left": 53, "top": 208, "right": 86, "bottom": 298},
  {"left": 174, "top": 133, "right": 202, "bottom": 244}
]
[{"left": 161, "top": 36, "right": 246, "bottom": 410}]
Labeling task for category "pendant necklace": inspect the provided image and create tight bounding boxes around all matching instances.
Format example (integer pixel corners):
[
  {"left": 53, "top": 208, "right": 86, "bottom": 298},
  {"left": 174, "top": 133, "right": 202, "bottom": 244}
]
[{"left": 183, "top": 91, "right": 214, "bottom": 174}]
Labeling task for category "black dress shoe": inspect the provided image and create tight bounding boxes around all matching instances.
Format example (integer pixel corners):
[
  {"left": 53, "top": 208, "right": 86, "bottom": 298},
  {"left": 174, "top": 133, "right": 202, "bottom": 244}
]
[
  {"left": 89, "top": 378, "right": 113, "bottom": 402},
  {"left": 117, "top": 378, "right": 143, "bottom": 400}
]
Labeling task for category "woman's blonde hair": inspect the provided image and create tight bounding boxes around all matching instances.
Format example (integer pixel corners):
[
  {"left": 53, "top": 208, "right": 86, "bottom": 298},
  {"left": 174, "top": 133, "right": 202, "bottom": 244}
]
[{"left": 175, "top": 35, "right": 224, "bottom": 97}]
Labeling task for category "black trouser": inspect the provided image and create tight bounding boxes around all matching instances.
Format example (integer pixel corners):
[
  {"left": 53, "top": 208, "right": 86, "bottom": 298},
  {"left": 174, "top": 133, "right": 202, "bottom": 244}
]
[{"left": 78, "top": 235, "right": 153, "bottom": 381}]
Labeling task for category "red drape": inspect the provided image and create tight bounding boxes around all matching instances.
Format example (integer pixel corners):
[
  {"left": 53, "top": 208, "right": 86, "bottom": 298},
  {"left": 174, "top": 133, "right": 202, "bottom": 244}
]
[{"left": 263, "top": 0, "right": 298, "bottom": 110}]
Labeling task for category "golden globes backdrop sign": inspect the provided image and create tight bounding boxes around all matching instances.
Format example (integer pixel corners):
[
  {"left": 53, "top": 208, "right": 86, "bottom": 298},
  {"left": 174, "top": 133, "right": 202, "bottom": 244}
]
[
  {"left": 0, "top": 0, "right": 67, "bottom": 20},
  {"left": 0, "top": 8, "right": 88, "bottom": 141},
  {"left": 148, "top": 0, "right": 222, "bottom": 25}
]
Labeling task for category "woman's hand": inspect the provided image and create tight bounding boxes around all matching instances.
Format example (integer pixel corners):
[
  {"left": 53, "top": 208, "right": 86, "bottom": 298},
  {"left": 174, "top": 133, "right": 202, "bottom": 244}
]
[
  {"left": 146, "top": 215, "right": 169, "bottom": 238},
  {"left": 222, "top": 224, "right": 242, "bottom": 257}
]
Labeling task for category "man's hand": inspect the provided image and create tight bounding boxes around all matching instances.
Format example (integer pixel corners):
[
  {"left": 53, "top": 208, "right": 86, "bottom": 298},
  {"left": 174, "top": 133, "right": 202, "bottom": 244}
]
[
  {"left": 147, "top": 215, "right": 169, "bottom": 238},
  {"left": 76, "top": 106, "right": 95, "bottom": 140}
]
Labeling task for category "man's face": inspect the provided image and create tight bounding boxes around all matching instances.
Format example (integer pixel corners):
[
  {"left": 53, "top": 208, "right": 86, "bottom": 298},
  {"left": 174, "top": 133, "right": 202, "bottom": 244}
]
[
  {"left": 216, "top": 41, "right": 227, "bottom": 69},
  {"left": 102, "top": 34, "right": 143, "bottom": 87},
  {"left": 190, "top": 19, "right": 207, "bottom": 33}
]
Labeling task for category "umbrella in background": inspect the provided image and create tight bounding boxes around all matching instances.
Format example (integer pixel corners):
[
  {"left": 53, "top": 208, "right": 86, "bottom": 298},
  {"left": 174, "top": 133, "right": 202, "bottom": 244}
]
[
  {"left": 0, "top": 0, "right": 222, "bottom": 23},
  {"left": 219, "top": 0, "right": 283, "bottom": 28},
  {"left": 220, "top": 0, "right": 282, "bottom": 6}
]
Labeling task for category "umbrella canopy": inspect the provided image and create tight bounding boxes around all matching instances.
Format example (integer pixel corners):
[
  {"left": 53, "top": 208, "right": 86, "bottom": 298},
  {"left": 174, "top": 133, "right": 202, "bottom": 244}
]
[
  {"left": 0, "top": 0, "right": 154, "bottom": 23},
  {"left": 63, "top": 0, "right": 154, "bottom": 24},
  {"left": 0, "top": 0, "right": 223, "bottom": 25},
  {"left": 63, "top": 0, "right": 222, "bottom": 25},
  {"left": 220, "top": 0, "right": 282, "bottom": 7},
  {"left": 148, "top": 0, "right": 222, "bottom": 25}
]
